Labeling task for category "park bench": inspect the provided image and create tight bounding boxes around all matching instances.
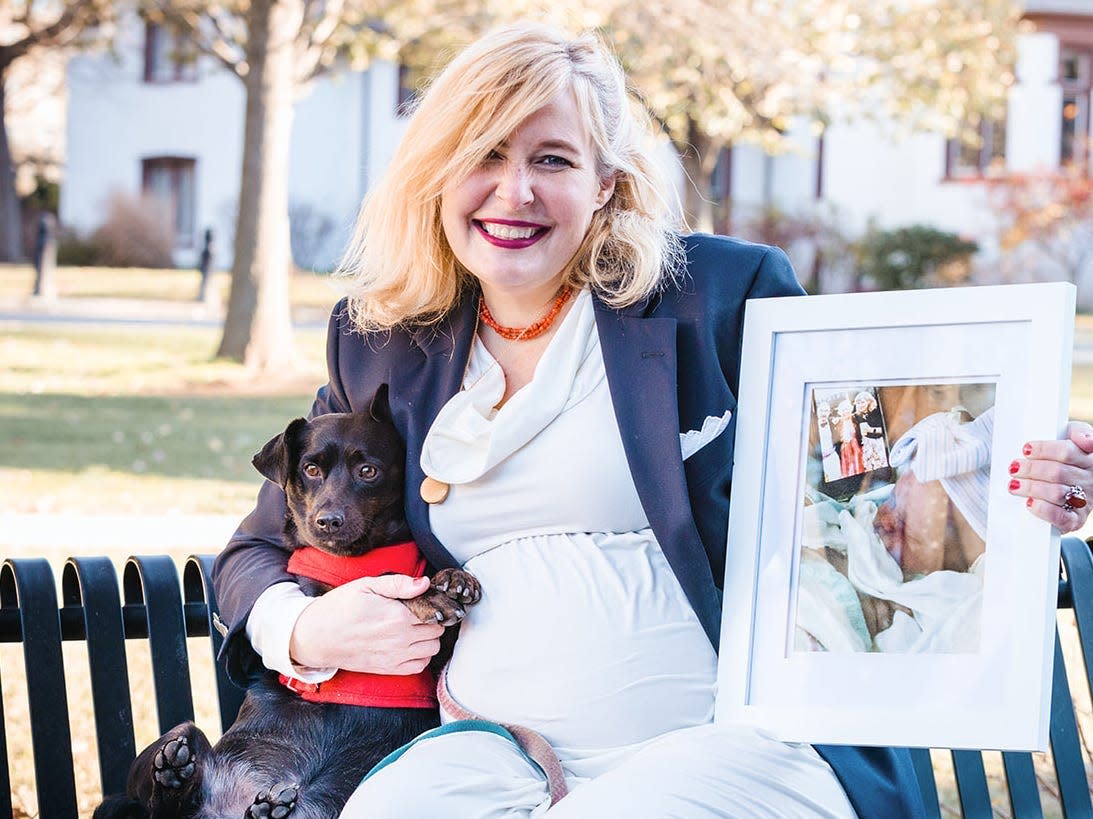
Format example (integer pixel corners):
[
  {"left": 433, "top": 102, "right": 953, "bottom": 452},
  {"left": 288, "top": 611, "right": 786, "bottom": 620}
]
[{"left": 1, "top": 541, "right": 1091, "bottom": 819}]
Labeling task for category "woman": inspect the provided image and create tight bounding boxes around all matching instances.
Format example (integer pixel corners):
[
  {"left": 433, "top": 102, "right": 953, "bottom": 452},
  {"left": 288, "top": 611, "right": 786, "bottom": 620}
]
[
  {"left": 816, "top": 400, "right": 843, "bottom": 482},
  {"left": 835, "top": 398, "right": 865, "bottom": 478},
  {"left": 854, "top": 391, "right": 888, "bottom": 472},
  {"left": 213, "top": 23, "right": 1093, "bottom": 817}
]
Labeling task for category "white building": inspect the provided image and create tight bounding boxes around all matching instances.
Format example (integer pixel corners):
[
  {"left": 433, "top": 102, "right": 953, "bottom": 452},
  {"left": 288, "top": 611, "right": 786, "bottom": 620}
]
[
  {"left": 60, "top": 3, "right": 1093, "bottom": 283},
  {"left": 722, "top": 0, "right": 1090, "bottom": 269},
  {"left": 62, "top": 14, "right": 411, "bottom": 271}
]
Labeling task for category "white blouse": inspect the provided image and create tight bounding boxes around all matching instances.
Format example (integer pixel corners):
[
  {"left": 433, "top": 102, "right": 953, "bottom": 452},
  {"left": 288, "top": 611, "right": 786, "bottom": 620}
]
[{"left": 420, "top": 289, "right": 718, "bottom": 773}]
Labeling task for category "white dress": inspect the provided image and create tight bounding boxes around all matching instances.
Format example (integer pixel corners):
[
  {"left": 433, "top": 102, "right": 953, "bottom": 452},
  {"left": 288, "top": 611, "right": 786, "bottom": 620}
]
[{"left": 342, "top": 290, "right": 854, "bottom": 817}]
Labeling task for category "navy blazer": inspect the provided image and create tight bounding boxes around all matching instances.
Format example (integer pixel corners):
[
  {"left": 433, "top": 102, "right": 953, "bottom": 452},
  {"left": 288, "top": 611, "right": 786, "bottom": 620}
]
[{"left": 213, "top": 233, "right": 925, "bottom": 818}]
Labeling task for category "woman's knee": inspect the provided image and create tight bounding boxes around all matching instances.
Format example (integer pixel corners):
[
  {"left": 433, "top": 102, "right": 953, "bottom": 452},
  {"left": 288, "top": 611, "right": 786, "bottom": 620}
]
[{"left": 341, "top": 726, "right": 551, "bottom": 817}]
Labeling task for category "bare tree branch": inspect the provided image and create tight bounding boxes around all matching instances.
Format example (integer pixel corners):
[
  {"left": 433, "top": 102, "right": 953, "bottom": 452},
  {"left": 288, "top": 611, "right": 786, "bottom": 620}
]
[
  {"left": 142, "top": 0, "right": 248, "bottom": 78},
  {"left": 0, "top": 0, "right": 107, "bottom": 71}
]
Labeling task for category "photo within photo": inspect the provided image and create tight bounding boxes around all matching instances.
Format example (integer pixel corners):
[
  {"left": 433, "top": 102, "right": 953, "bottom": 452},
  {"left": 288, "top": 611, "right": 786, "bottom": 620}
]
[{"left": 795, "top": 382, "right": 997, "bottom": 655}]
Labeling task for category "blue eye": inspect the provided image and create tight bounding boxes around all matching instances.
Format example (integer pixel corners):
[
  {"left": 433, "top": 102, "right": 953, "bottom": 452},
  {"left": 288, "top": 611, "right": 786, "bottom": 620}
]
[{"left": 539, "top": 155, "right": 574, "bottom": 168}]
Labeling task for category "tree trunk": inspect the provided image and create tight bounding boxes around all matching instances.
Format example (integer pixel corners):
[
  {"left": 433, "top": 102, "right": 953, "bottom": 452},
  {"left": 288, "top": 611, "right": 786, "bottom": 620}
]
[
  {"left": 216, "top": 0, "right": 300, "bottom": 371},
  {"left": 0, "top": 73, "right": 25, "bottom": 261},
  {"left": 677, "top": 122, "right": 719, "bottom": 234}
]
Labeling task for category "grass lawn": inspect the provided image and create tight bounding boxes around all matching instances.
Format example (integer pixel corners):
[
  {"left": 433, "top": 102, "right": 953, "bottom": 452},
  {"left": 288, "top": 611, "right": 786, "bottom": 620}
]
[
  {"left": 0, "top": 267, "right": 333, "bottom": 517},
  {"left": 1, "top": 392, "right": 316, "bottom": 514},
  {"left": 0, "top": 324, "right": 327, "bottom": 515}
]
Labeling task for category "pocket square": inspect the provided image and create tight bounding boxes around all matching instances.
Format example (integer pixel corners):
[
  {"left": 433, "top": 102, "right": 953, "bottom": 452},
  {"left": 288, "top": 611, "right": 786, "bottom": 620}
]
[{"left": 680, "top": 410, "right": 733, "bottom": 461}]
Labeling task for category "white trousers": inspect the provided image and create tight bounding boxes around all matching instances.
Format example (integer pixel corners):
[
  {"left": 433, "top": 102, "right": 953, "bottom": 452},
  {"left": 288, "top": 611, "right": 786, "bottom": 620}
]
[{"left": 341, "top": 722, "right": 856, "bottom": 818}]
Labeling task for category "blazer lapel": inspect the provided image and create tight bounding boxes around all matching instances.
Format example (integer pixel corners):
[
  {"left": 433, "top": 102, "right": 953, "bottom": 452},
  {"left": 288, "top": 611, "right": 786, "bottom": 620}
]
[
  {"left": 592, "top": 296, "right": 718, "bottom": 636},
  {"left": 389, "top": 290, "right": 478, "bottom": 569}
]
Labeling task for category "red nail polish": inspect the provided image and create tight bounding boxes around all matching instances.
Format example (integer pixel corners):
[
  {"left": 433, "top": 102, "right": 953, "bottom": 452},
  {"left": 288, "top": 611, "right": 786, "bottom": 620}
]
[
  {"left": 1009, "top": 479, "right": 1020, "bottom": 491},
  {"left": 1023, "top": 443, "right": 1033, "bottom": 456},
  {"left": 1009, "top": 461, "right": 1019, "bottom": 474},
  {"left": 1027, "top": 497, "right": 1034, "bottom": 507}
]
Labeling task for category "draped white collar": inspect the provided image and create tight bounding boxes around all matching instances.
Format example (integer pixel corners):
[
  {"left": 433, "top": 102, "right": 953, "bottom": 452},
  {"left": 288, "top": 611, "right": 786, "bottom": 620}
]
[{"left": 420, "top": 289, "right": 599, "bottom": 485}]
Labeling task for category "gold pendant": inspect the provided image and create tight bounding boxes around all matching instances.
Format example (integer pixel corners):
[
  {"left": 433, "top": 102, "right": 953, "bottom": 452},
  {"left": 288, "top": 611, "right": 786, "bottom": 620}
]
[{"left": 420, "top": 475, "right": 450, "bottom": 504}]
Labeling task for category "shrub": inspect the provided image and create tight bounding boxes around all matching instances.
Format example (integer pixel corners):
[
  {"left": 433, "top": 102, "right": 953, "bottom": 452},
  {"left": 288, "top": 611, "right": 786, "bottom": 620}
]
[
  {"left": 88, "top": 191, "right": 175, "bottom": 268},
  {"left": 24, "top": 175, "right": 59, "bottom": 213},
  {"left": 55, "top": 227, "right": 99, "bottom": 266},
  {"left": 853, "top": 225, "right": 978, "bottom": 291},
  {"left": 734, "top": 204, "right": 853, "bottom": 294},
  {"left": 986, "top": 170, "right": 1093, "bottom": 284}
]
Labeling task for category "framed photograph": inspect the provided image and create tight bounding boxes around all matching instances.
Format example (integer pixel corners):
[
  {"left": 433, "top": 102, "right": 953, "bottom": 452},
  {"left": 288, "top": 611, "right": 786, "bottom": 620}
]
[{"left": 715, "top": 282, "right": 1075, "bottom": 751}]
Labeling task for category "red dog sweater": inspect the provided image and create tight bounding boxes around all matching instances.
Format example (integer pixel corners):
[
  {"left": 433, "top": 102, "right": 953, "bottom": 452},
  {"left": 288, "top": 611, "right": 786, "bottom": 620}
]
[{"left": 278, "top": 541, "right": 437, "bottom": 708}]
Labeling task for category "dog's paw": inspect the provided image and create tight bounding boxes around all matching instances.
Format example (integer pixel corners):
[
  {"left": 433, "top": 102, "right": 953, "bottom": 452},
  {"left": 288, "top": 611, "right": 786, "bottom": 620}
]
[
  {"left": 246, "top": 783, "right": 298, "bottom": 819},
  {"left": 431, "top": 568, "right": 482, "bottom": 606},
  {"left": 404, "top": 588, "right": 469, "bottom": 627},
  {"left": 152, "top": 735, "right": 196, "bottom": 790}
]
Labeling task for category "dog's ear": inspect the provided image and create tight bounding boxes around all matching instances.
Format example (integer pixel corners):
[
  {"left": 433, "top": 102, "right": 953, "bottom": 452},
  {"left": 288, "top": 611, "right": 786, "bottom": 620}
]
[
  {"left": 253, "top": 417, "right": 308, "bottom": 485},
  {"left": 369, "top": 383, "right": 393, "bottom": 424}
]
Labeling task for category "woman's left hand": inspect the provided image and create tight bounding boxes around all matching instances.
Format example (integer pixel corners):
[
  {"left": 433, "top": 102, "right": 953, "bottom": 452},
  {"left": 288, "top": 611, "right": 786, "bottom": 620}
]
[{"left": 1008, "top": 421, "right": 1093, "bottom": 533}]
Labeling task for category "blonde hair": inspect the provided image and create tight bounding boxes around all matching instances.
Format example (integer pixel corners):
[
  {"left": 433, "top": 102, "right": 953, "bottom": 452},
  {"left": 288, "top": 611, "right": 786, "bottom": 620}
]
[
  {"left": 854, "top": 392, "right": 879, "bottom": 414},
  {"left": 336, "top": 22, "right": 684, "bottom": 332}
]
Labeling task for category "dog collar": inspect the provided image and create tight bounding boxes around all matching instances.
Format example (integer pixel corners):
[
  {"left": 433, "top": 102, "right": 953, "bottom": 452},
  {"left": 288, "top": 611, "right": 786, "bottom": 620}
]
[{"left": 282, "top": 540, "right": 436, "bottom": 709}]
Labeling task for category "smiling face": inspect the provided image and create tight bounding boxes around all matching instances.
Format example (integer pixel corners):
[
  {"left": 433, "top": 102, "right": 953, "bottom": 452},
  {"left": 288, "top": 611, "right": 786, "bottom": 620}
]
[{"left": 439, "top": 90, "right": 615, "bottom": 312}]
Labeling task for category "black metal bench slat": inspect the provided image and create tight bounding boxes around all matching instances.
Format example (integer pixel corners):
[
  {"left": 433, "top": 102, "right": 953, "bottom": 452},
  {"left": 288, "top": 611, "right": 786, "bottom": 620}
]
[
  {"left": 1049, "top": 627, "right": 1092, "bottom": 817},
  {"left": 184, "top": 555, "right": 246, "bottom": 734},
  {"left": 0, "top": 675, "right": 10, "bottom": 819},
  {"left": 1001, "top": 751, "right": 1044, "bottom": 818},
  {"left": 1051, "top": 625, "right": 1093, "bottom": 818},
  {"left": 951, "top": 749, "right": 994, "bottom": 815},
  {"left": 1, "top": 558, "right": 79, "bottom": 818},
  {"left": 123, "top": 555, "right": 195, "bottom": 734},
  {"left": 909, "top": 747, "right": 943, "bottom": 816},
  {"left": 62, "top": 556, "right": 138, "bottom": 797},
  {"left": 0, "top": 571, "right": 16, "bottom": 819},
  {"left": 1062, "top": 536, "right": 1093, "bottom": 696}
]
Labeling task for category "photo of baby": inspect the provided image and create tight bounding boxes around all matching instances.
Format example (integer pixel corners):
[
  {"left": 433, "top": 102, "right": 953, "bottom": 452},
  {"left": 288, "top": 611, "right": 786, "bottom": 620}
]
[{"left": 795, "top": 382, "right": 997, "bottom": 655}]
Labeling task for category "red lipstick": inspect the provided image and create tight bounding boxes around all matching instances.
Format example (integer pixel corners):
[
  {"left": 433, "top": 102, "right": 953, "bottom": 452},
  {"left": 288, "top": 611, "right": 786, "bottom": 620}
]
[{"left": 474, "top": 219, "right": 548, "bottom": 249}]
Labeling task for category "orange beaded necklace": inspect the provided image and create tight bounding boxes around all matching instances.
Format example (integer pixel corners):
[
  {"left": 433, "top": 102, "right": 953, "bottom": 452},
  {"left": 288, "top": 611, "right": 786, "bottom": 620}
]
[{"left": 478, "top": 287, "right": 573, "bottom": 341}]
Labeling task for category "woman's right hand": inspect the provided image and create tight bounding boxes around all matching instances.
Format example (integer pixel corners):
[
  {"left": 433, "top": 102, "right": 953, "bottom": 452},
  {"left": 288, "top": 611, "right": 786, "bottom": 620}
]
[{"left": 289, "top": 574, "right": 445, "bottom": 674}]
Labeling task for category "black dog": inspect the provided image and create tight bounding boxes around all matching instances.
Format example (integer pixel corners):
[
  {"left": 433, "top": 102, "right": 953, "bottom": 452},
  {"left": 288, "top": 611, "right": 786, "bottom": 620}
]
[{"left": 96, "top": 391, "right": 480, "bottom": 818}]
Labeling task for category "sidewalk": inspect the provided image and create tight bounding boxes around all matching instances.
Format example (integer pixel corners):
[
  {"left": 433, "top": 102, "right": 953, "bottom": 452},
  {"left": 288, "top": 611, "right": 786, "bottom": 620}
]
[
  {"left": 0, "top": 293, "right": 331, "bottom": 328},
  {"left": 0, "top": 513, "right": 241, "bottom": 559}
]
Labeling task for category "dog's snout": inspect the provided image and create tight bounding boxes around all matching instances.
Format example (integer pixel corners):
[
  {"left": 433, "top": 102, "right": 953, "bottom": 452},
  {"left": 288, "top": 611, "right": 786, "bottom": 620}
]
[{"left": 314, "top": 511, "right": 345, "bottom": 531}]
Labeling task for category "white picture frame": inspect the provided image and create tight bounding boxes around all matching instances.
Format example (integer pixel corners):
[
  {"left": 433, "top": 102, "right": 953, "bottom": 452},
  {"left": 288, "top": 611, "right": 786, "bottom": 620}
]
[{"left": 715, "top": 282, "right": 1076, "bottom": 751}]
